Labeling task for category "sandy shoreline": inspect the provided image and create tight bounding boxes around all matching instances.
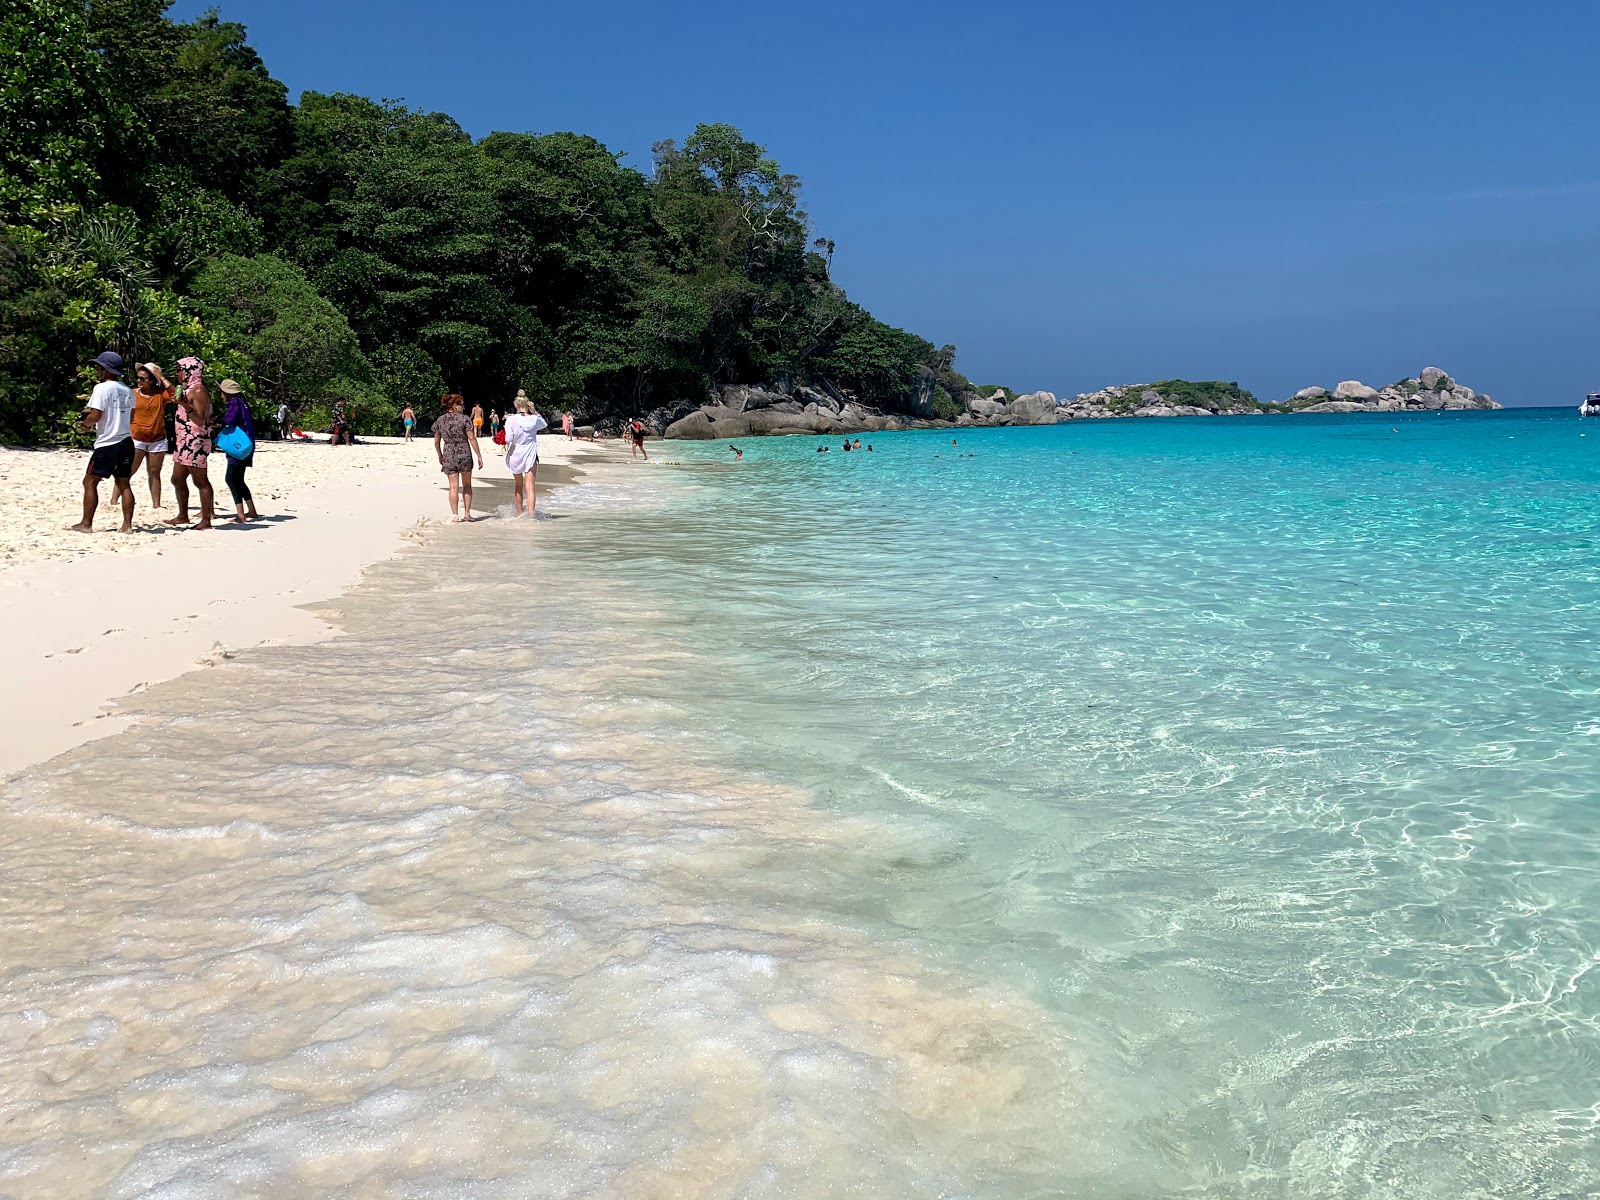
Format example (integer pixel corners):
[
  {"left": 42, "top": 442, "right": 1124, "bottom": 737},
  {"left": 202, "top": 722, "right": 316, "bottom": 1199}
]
[{"left": 0, "top": 432, "right": 631, "bottom": 778}]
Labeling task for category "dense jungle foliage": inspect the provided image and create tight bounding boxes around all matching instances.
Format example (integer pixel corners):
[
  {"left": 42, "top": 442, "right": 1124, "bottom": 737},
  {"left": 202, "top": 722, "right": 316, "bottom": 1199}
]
[{"left": 0, "top": 0, "right": 988, "bottom": 440}]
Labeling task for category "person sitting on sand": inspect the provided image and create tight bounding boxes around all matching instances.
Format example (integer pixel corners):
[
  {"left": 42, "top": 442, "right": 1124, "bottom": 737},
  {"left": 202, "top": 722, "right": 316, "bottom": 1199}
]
[
  {"left": 329, "top": 396, "right": 349, "bottom": 446},
  {"left": 129, "top": 362, "right": 174, "bottom": 510},
  {"left": 629, "top": 417, "right": 648, "bottom": 461},
  {"left": 401, "top": 405, "right": 415, "bottom": 441},
  {"left": 504, "top": 396, "right": 549, "bottom": 519},
  {"left": 166, "top": 357, "right": 215, "bottom": 530},
  {"left": 218, "top": 379, "right": 260, "bottom": 524},
  {"left": 433, "top": 393, "right": 482, "bottom": 522},
  {"left": 71, "top": 351, "right": 137, "bottom": 534}
]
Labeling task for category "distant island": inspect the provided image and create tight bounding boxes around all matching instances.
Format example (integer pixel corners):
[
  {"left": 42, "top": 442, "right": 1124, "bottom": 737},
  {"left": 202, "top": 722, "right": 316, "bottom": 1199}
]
[
  {"left": 659, "top": 367, "right": 1499, "bottom": 439},
  {"left": 1060, "top": 366, "right": 1500, "bottom": 419}
]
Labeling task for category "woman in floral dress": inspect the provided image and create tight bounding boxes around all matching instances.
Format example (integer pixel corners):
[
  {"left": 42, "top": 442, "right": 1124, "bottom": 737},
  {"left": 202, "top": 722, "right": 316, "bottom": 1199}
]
[
  {"left": 431, "top": 394, "right": 483, "bottom": 522},
  {"left": 164, "top": 357, "right": 215, "bottom": 530}
]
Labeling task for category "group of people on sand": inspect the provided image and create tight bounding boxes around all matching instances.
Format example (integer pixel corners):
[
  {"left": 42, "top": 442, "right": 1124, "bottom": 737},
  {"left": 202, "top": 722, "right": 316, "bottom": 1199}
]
[
  {"left": 429, "top": 390, "right": 549, "bottom": 522},
  {"left": 73, "top": 350, "right": 260, "bottom": 534}
]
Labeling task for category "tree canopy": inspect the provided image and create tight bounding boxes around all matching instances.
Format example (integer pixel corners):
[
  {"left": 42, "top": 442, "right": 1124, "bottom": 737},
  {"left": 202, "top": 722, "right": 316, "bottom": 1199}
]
[{"left": 0, "top": 0, "right": 994, "bottom": 440}]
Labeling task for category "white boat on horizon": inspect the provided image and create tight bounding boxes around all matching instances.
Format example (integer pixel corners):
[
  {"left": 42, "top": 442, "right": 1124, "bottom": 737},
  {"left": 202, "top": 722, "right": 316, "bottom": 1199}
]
[{"left": 1582, "top": 392, "right": 1600, "bottom": 416}]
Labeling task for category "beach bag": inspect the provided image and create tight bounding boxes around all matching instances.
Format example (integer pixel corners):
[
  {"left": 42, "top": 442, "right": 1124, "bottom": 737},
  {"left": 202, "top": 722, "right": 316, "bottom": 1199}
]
[
  {"left": 217, "top": 424, "right": 254, "bottom": 461},
  {"left": 493, "top": 429, "right": 506, "bottom": 445}
]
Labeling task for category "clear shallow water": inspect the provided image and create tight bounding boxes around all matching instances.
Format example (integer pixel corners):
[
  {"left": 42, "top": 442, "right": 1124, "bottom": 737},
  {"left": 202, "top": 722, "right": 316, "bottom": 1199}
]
[{"left": 3, "top": 409, "right": 1598, "bottom": 1196}]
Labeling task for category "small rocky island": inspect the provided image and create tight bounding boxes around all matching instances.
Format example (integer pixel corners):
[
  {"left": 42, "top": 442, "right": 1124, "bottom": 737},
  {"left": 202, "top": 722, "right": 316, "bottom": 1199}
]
[
  {"left": 1062, "top": 367, "right": 1499, "bottom": 419},
  {"left": 657, "top": 367, "right": 1499, "bottom": 439}
]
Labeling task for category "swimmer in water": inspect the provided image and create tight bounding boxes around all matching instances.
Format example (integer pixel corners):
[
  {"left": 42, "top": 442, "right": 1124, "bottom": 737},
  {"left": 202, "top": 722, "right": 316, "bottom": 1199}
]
[{"left": 728, "top": 445, "right": 743, "bottom": 460}]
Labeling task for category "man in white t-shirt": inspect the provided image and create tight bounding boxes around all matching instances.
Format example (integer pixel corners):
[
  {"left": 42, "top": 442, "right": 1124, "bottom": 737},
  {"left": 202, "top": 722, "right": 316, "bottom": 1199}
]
[{"left": 70, "top": 351, "right": 138, "bottom": 533}]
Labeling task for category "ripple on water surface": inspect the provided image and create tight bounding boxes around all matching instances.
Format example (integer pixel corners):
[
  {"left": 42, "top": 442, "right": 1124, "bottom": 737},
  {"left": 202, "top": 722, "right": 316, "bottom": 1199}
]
[{"left": 0, "top": 519, "right": 1110, "bottom": 1197}]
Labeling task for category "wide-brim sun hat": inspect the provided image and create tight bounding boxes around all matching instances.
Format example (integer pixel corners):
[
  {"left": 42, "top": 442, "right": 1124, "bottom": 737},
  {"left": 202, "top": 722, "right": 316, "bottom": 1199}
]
[
  {"left": 92, "top": 351, "right": 124, "bottom": 376},
  {"left": 218, "top": 379, "right": 244, "bottom": 395}
]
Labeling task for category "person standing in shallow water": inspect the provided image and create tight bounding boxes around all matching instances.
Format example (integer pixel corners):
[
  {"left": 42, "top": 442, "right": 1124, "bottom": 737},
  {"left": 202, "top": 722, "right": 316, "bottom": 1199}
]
[
  {"left": 166, "top": 357, "right": 215, "bottom": 530},
  {"left": 71, "top": 351, "right": 137, "bottom": 534},
  {"left": 433, "top": 394, "right": 483, "bottom": 522},
  {"left": 629, "top": 417, "right": 648, "bottom": 461},
  {"left": 503, "top": 395, "right": 548, "bottom": 518},
  {"left": 218, "top": 379, "right": 260, "bottom": 523}
]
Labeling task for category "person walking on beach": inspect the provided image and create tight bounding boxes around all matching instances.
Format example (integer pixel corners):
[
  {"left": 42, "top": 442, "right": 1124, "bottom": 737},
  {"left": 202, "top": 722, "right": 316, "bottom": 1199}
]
[
  {"left": 433, "top": 393, "right": 483, "bottom": 522},
  {"left": 70, "top": 351, "right": 137, "bottom": 534},
  {"left": 165, "top": 356, "right": 215, "bottom": 530},
  {"left": 504, "top": 395, "right": 548, "bottom": 518},
  {"left": 562, "top": 411, "right": 573, "bottom": 439},
  {"left": 401, "top": 404, "right": 415, "bottom": 441},
  {"left": 489, "top": 409, "right": 501, "bottom": 440},
  {"left": 629, "top": 417, "right": 648, "bottom": 461},
  {"left": 471, "top": 402, "right": 484, "bottom": 441},
  {"left": 129, "top": 362, "right": 174, "bottom": 509},
  {"left": 276, "top": 400, "right": 289, "bottom": 442},
  {"left": 217, "top": 379, "right": 260, "bottom": 523}
]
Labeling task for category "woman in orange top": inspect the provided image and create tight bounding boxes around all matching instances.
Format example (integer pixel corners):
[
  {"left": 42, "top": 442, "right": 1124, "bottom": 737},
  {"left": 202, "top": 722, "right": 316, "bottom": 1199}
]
[{"left": 130, "top": 363, "right": 175, "bottom": 509}]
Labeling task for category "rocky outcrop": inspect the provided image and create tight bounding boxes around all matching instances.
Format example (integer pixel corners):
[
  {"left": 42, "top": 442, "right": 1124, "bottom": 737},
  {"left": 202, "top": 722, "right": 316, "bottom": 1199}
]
[
  {"left": 663, "top": 385, "right": 920, "bottom": 440},
  {"left": 1057, "top": 383, "right": 1262, "bottom": 420},
  {"left": 662, "top": 382, "right": 1055, "bottom": 439},
  {"left": 1056, "top": 367, "right": 1502, "bottom": 421},
  {"left": 1290, "top": 367, "right": 1499, "bottom": 413}
]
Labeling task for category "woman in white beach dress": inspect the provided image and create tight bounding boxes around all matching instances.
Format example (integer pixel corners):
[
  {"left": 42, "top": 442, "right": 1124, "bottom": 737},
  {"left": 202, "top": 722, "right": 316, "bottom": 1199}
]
[{"left": 503, "top": 393, "right": 548, "bottom": 518}]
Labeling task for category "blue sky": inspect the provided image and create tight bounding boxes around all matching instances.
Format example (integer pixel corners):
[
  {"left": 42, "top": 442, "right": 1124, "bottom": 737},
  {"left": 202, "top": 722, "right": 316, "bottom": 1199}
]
[{"left": 175, "top": 0, "right": 1600, "bottom": 405}]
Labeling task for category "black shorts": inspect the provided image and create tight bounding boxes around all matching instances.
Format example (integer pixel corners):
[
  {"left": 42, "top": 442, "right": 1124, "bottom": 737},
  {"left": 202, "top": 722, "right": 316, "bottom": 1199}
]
[{"left": 88, "top": 437, "right": 135, "bottom": 480}]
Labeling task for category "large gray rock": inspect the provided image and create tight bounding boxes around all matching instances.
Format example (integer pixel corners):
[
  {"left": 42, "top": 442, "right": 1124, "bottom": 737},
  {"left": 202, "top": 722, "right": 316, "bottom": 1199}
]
[
  {"left": 747, "top": 409, "right": 837, "bottom": 435},
  {"left": 966, "top": 396, "right": 1008, "bottom": 419},
  {"left": 1006, "top": 390, "right": 1058, "bottom": 425},
  {"left": 1420, "top": 366, "right": 1449, "bottom": 389},
  {"left": 796, "top": 386, "right": 840, "bottom": 414},
  {"left": 1293, "top": 386, "right": 1327, "bottom": 400},
  {"left": 736, "top": 387, "right": 793, "bottom": 413},
  {"left": 1333, "top": 380, "right": 1379, "bottom": 401},
  {"left": 665, "top": 409, "right": 751, "bottom": 439}
]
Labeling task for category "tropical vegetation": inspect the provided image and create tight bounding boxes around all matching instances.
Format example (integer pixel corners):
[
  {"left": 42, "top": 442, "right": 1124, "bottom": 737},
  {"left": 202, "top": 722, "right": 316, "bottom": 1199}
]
[{"left": 0, "top": 0, "right": 992, "bottom": 441}]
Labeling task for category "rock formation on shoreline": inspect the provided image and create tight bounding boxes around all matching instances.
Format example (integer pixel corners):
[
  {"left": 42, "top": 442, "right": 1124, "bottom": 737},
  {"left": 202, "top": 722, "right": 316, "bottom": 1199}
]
[
  {"left": 656, "top": 367, "right": 1501, "bottom": 439},
  {"left": 1286, "top": 367, "right": 1499, "bottom": 413},
  {"left": 1058, "top": 367, "right": 1500, "bottom": 421},
  {"left": 660, "top": 384, "right": 1062, "bottom": 439}
]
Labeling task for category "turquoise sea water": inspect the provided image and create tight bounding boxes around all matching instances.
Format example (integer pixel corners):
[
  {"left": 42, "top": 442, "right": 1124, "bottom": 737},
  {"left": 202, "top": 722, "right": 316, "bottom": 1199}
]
[
  {"left": 548, "top": 408, "right": 1600, "bottom": 1196},
  {"left": 4, "top": 408, "right": 1597, "bottom": 1196}
]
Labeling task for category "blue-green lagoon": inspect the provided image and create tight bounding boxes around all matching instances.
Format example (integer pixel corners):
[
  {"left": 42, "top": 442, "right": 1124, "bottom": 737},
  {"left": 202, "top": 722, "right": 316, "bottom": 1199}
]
[{"left": 3, "top": 408, "right": 1596, "bottom": 1196}]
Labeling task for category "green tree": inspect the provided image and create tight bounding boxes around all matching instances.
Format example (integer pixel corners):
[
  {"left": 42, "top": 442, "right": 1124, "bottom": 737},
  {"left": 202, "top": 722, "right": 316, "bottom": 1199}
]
[{"left": 190, "top": 253, "right": 379, "bottom": 423}]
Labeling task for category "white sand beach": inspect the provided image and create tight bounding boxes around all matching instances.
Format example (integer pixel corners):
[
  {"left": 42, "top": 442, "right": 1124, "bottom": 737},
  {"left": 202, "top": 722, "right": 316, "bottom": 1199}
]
[{"left": 0, "top": 432, "right": 628, "bottom": 777}]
